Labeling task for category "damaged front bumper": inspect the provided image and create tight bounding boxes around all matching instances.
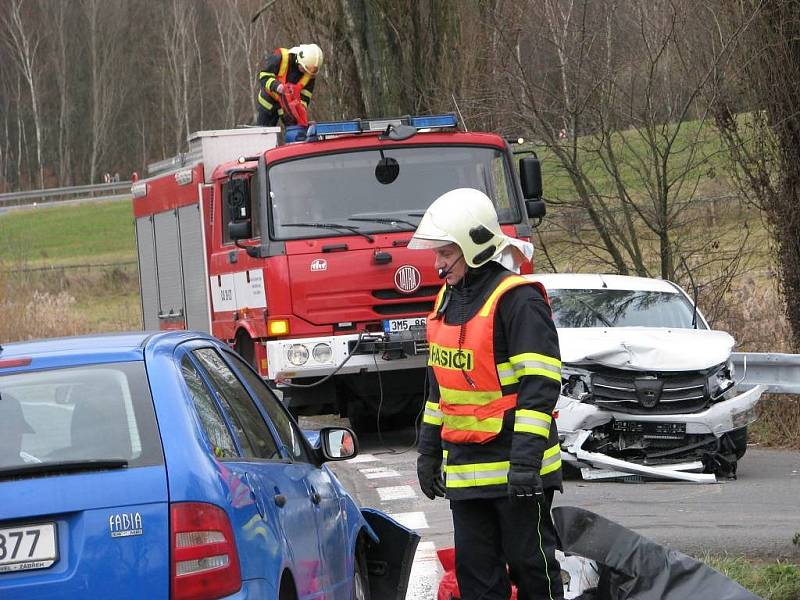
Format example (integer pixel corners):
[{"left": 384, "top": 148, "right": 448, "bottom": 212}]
[{"left": 558, "top": 384, "right": 767, "bottom": 483}]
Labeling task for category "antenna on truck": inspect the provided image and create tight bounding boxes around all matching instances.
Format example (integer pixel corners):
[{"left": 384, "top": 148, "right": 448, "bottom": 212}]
[
  {"left": 451, "top": 94, "right": 468, "bottom": 132},
  {"left": 680, "top": 256, "right": 700, "bottom": 329}
]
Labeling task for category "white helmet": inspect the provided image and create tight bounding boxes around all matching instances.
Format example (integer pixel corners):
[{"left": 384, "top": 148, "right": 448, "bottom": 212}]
[
  {"left": 291, "top": 44, "right": 323, "bottom": 75},
  {"left": 409, "top": 188, "right": 510, "bottom": 268}
]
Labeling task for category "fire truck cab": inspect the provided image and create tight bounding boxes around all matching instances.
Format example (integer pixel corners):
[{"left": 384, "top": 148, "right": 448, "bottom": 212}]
[{"left": 132, "top": 114, "right": 544, "bottom": 428}]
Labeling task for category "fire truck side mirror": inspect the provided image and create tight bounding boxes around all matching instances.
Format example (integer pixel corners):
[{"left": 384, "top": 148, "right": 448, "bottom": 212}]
[
  {"left": 525, "top": 199, "right": 546, "bottom": 219},
  {"left": 225, "top": 178, "right": 251, "bottom": 220},
  {"left": 519, "top": 156, "right": 543, "bottom": 200},
  {"left": 228, "top": 220, "right": 253, "bottom": 241},
  {"left": 225, "top": 177, "right": 253, "bottom": 240}
]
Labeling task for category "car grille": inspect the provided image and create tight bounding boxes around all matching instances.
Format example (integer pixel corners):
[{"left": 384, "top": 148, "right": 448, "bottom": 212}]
[{"left": 590, "top": 369, "right": 709, "bottom": 414}]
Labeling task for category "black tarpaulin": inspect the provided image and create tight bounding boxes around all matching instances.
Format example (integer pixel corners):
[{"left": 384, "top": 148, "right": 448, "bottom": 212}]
[{"left": 552, "top": 506, "right": 762, "bottom": 600}]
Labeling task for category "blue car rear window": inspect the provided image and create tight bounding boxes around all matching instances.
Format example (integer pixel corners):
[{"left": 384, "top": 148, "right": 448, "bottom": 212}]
[{"left": 0, "top": 362, "right": 163, "bottom": 470}]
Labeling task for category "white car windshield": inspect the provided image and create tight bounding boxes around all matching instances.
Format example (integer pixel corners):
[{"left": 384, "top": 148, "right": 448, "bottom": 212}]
[{"left": 548, "top": 289, "right": 705, "bottom": 329}]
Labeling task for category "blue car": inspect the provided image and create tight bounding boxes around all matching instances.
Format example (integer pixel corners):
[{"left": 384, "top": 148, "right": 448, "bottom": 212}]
[{"left": 0, "top": 332, "right": 418, "bottom": 599}]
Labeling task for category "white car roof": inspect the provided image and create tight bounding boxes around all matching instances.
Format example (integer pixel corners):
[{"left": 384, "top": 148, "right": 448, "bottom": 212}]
[{"left": 525, "top": 273, "right": 680, "bottom": 293}]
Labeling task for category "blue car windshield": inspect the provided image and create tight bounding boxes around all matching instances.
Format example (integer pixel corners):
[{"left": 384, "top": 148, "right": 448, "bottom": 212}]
[
  {"left": 548, "top": 289, "right": 705, "bottom": 329},
  {"left": 0, "top": 362, "right": 163, "bottom": 471},
  {"left": 268, "top": 145, "right": 519, "bottom": 240}
]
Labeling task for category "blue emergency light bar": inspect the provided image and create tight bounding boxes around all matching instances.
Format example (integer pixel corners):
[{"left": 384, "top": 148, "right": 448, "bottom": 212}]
[{"left": 306, "top": 113, "right": 458, "bottom": 139}]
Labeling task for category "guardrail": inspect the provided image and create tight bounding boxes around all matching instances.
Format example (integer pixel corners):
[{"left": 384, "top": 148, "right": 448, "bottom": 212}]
[
  {"left": 731, "top": 352, "right": 800, "bottom": 395},
  {"left": 0, "top": 181, "right": 132, "bottom": 209}
]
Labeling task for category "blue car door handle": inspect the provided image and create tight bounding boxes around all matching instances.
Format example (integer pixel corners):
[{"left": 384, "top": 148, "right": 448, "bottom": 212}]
[{"left": 309, "top": 487, "right": 321, "bottom": 505}]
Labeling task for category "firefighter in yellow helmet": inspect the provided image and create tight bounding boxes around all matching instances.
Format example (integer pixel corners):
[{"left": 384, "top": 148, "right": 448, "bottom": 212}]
[
  {"left": 256, "top": 43, "right": 323, "bottom": 127},
  {"left": 409, "top": 188, "right": 564, "bottom": 600}
]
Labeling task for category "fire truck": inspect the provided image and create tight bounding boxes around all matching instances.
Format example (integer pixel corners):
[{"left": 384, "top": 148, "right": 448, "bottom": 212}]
[{"left": 131, "top": 114, "right": 544, "bottom": 429}]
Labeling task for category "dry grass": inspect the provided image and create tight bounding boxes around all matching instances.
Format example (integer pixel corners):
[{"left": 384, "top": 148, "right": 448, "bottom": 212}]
[{"left": 0, "top": 260, "right": 141, "bottom": 343}]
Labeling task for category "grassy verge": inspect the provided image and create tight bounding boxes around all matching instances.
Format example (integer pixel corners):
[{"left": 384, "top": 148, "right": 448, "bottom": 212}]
[
  {"left": 705, "top": 556, "right": 800, "bottom": 600},
  {"left": 0, "top": 199, "right": 135, "bottom": 265}
]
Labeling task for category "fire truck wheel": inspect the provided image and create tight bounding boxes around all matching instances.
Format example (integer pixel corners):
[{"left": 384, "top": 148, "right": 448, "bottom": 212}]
[
  {"left": 235, "top": 331, "right": 256, "bottom": 369},
  {"left": 348, "top": 407, "right": 378, "bottom": 434}
]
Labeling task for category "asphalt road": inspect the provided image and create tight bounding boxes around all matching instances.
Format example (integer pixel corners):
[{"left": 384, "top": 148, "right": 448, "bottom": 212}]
[{"left": 302, "top": 417, "right": 800, "bottom": 598}]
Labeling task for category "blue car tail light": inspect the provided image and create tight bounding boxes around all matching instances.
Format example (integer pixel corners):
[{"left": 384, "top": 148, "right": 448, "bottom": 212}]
[{"left": 171, "top": 503, "right": 242, "bottom": 600}]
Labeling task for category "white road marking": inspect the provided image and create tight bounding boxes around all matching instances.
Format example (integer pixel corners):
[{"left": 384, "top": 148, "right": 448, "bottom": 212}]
[
  {"left": 389, "top": 511, "right": 429, "bottom": 530},
  {"left": 378, "top": 485, "right": 417, "bottom": 501},
  {"left": 347, "top": 453, "right": 379, "bottom": 463},
  {"left": 359, "top": 467, "right": 400, "bottom": 479},
  {"left": 405, "top": 541, "right": 442, "bottom": 600}
]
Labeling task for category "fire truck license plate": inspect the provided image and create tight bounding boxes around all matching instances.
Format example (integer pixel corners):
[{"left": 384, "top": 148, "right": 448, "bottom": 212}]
[
  {"left": 0, "top": 522, "right": 58, "bottom": 573},
  {"left": 383, "top": 317, "right": 426, "bottom": 333}
]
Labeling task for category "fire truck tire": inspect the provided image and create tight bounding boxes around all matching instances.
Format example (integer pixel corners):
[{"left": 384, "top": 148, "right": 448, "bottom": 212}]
[
  {"left": 348, "top": 407, "right": 377, "bottom": 434},
  {"left": 235, "top": 331, "right": 256, "bottom": 369}
]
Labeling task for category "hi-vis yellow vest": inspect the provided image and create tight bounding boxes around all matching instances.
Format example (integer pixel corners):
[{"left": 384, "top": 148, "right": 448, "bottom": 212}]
[
  {"left": 426, "top": 275, "right": 549, "bottom": 444},
  {"left": 266, "top": 48, "right": 312, "bottom": 103}
]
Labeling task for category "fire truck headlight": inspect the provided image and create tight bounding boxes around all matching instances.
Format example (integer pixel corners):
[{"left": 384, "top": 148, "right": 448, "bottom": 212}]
[
  {"left": 287, "top": 344, "right": 309, "bottom": 366},
  {"left": 312, "top": 343, "right": 333, "bottom": 363}
]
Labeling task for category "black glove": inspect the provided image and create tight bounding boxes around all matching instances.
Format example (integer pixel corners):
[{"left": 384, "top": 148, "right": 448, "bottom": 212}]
[
  {"left": 417, "top": 453, "right": 446, "bottom": 500},
  {"left": 507, "top": 467, "right": 543, "bottom": 499}
]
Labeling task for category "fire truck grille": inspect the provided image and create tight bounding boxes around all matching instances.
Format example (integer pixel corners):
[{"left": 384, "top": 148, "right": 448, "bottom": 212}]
[
  {"left": 372, "top": 286, "right": 440, "bottom": 300},
  {"left": 373, "top": 301, "right": 435, "bottom": 316},
  {"left": 590, "top": 370, "right": 709, "bottom": 415}
]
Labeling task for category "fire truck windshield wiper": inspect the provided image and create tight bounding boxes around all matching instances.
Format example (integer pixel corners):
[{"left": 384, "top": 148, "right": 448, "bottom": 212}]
[
  {"left": 283, "top": 222, "right": 374, "bottom": 242},
  {"left": 348, "top": 216, "right": 418, "bottom": 229}
]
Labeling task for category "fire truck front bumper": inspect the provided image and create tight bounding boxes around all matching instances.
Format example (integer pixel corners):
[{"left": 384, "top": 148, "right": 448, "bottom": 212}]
[{"left": 266, "top": 331, "right": 429, "bottom": 380}]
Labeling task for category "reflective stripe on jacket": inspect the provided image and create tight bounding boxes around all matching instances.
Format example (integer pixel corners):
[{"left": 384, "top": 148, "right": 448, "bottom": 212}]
[
  {"left": 427, "top": 275, "right": 546, "bottom": 445},
  {"left": 258, "top": 48, "right": 314, "bottom": 112},
  {"left": 419, "top": 264, "right": 564, "bottom": 499}
]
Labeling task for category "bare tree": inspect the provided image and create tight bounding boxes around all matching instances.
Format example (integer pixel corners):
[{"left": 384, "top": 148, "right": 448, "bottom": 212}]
[
  {"left": 47, "top": 0, "right": 73, "bottom": 186},
  {"left": 81, "top": 0, "right": 126, "bottom": 183},
  {"left": 491, "top": 0, "right": 754, "bottom": 307},
  {"left": 161, "top": 0, "right": 199, "bottom": 151},
  {"left": 0, "top": 0, "right": 44, "bottom": 188},
  {"left": 711, "top": 0, "right": 800, "bottom": 348}
]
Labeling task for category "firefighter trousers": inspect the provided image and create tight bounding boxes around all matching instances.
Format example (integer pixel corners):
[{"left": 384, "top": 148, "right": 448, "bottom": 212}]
[
  {"left": 451, "top": 490, "right": 563, "bottom": 600},
  {"left": 256, "top": 105, "right": 280, "bottom": 127}
]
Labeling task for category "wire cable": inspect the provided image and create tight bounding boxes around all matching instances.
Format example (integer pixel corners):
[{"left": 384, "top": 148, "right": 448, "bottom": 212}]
[{"left": 372, "top": 347, "right": 427, "bottom": 456}]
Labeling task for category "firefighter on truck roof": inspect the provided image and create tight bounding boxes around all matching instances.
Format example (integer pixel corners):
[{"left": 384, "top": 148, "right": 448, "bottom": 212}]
[
  {"left": 409, "top": 188, "right": 564, "bottom": 600},
  {"left": 256, "top": 43, "right": 323, "bottom": 127}
]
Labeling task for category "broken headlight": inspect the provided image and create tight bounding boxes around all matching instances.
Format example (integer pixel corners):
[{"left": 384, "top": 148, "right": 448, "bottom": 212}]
[
  {"left": 561, "top": 365, "right": 592, "bottom": 401},
  {"left": 707, "top": 360, "right": 736, "bottom": 401}
]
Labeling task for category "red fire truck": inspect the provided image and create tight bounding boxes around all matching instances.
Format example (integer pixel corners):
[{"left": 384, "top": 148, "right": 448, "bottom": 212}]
[{"left": 132, "top": 114, "right": 544, "bottom": 428}]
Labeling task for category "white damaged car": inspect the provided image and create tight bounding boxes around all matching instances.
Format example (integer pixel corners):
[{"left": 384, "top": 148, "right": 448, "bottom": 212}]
[{"left": 527, "top": 273, "right": 766, "bottom": 483}]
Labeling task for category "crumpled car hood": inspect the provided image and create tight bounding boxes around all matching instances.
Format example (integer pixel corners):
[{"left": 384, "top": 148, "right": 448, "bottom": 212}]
[{"left": 557, "top": 327, "right": 735, "bottom": 371}]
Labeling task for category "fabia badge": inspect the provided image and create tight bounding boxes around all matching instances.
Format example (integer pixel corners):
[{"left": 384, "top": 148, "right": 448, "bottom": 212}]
[
  {"left": 394, "top": 265, "right": 421, "bottom": 294},
  {"left": 311, "top": 259, "right": 327, "bottom": 272},
  {"left": 109, "top": 512, "right": 143, "bottom": 538}
]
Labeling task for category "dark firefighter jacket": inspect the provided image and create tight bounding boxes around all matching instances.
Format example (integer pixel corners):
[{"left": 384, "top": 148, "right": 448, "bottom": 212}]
[
  {"left": 418, "top": 261, "right": 563, "bottom": 500},
  {"left": 257, "top": 48, "right": 316, "bottom": 113}
]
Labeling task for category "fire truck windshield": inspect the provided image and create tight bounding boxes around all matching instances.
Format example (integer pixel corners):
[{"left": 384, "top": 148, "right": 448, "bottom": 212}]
[{"left": 268, "top": 145, "right": 519, "bottom": 240}]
